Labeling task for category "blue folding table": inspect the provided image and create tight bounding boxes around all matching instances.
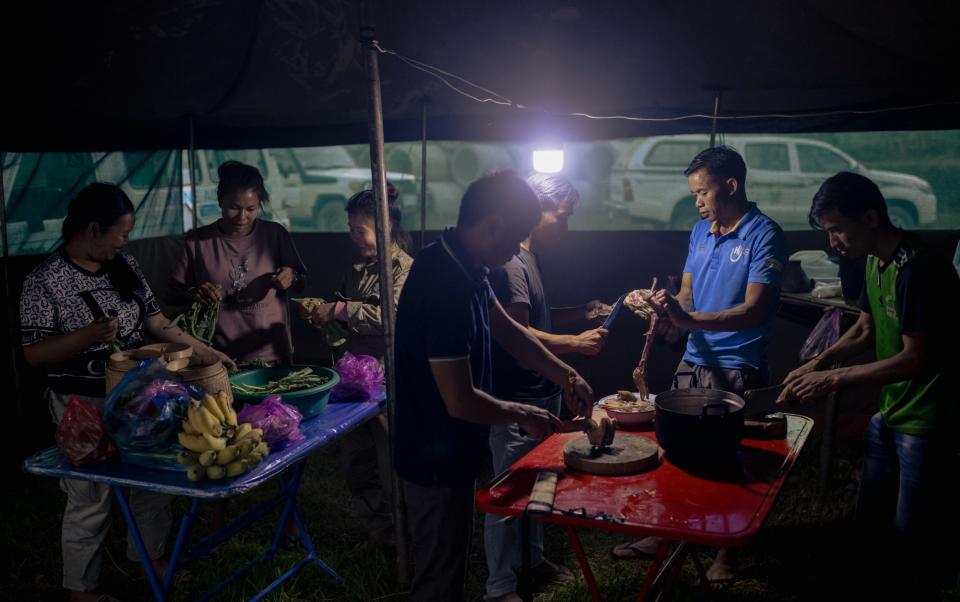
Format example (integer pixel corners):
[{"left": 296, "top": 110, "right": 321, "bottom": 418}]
[{"left": 24, "top": 398, "right": 383, "bottom": 601}]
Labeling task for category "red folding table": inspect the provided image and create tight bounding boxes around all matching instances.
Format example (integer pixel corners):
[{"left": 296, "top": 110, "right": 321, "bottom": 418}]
[{"left": 476, "top": 414, "right": 813, "bottom": 601}]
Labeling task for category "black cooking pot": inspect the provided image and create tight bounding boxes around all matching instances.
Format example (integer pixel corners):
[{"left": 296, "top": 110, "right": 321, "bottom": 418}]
[{"left": 654, "top": 386, "right": 745, "bottom": 471}]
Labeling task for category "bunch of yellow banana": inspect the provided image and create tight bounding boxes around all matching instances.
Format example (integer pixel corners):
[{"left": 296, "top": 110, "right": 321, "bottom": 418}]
[{"left": 176, "top": 390, "right": 270, "bottom": 482}]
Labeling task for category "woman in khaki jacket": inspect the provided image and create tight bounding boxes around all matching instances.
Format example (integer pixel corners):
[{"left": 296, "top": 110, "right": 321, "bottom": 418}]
[{"left": 302, "top": 188, "right": 412, "bottom": 549}]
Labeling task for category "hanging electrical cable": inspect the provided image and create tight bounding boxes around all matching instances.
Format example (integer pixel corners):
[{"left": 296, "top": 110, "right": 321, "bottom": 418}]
[{"left": 373, "top": 41, "right": 960, "bottom": 123}]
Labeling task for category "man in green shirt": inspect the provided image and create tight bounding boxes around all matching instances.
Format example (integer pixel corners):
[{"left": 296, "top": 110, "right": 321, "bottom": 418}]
[{"left": 781, "top": 172, "right": 957, "bottom": 594}]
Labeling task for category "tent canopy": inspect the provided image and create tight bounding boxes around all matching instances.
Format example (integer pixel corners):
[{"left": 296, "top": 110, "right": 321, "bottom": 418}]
[{"left": 5, "top": 0, "right": 959, "bottom": 151}]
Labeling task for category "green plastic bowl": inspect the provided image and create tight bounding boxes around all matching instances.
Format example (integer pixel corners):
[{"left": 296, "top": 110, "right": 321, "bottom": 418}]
[{"left": 230, "top": 365, "right": 340, "bottom": 421}]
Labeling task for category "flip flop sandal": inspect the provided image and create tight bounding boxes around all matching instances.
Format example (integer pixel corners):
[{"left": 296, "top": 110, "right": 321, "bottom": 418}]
[
  {"left": 705, "top": 576, "right": 737, "bottom": 591},
  {"left": 611, "top": 540, "right": 660, "bottom": 559}
]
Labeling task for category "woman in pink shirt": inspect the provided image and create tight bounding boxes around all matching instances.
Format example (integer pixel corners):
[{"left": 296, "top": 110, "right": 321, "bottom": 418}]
[{"left": 169, "top": 161, "right": 307, "bottom": 366}]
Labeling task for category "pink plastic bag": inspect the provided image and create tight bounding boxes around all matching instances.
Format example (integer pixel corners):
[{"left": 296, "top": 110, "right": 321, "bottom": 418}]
[
  {"left": 799, "top": 307, "right": 843, "bottom": 362},
  {"left": 56, "top": 396, "right": 116, "bottom": 466},
  {"left": 236, "top": 395, "right": 304, "bottom": 450},
  {"left": 331, "top": 352, "right": 384, "bottom": 401}
]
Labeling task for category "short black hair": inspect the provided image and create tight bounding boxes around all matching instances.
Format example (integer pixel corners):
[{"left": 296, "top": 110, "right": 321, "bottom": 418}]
[
  {"left": 345, "top": 187, "right": 412, "bottom": 253},
  {"left": 217, "top": 160, "right": 270, "bottom": 204},
  {"left": 808, "top": 172, "right": 892, "bottom": 229},
  {"left": 62, "top": 183, "right": 141, "bottom": 301},
  {"left": 457, "top": 170, "right": 542, "bottom": 237},
  {"left": 526, "top": 173, "right": 581, "bottom": 212},
  {"left": 683, "top": 145, "right": 747, "bottom": 194}
]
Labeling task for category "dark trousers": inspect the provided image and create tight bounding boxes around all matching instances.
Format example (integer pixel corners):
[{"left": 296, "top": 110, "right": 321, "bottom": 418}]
[
  {"left": 673, "top": 359, "right": 768, "bottom": 395},
  {"left": 402, "top": 477, "right": 475, "bottom": 602}
]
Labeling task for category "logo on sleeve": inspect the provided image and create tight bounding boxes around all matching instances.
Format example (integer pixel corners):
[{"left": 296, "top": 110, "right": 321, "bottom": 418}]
[{"left": 764, "top": 258, "right": 783, "bottom": 272}]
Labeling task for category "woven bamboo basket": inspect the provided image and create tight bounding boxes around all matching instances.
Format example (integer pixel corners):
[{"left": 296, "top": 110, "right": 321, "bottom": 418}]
[
  {"left": 178, "top": 360, "right": 233, "bottom": 404},
  {"left": 141, "top": 342, "right": 193, "bottom": 360}
]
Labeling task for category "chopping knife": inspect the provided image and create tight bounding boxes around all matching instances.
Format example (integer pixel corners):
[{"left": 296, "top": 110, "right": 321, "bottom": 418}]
[
  {"left": 742, "top": 384, "right": 785, "bottom": 417},
  {"left": 601, "top": 294, "right": 627, "bottom": 330}
]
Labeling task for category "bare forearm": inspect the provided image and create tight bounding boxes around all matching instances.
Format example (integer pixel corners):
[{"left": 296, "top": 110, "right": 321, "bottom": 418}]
[
  {"left": 831, "top": 350, "right": 923, "bottom": 388},
  {"left": 688, "top": 303, "right": 769, "bottom": 331},
  {"left": 22, "top": 332, "right": 93, "bottom": 367},
  {"left": 813, "top": 322, "right": 873, "bottom": 368},
  {"left": 529, "top": 327, "right": 580, "bottom": 355},
  {"left": 499, "top": 322, "right": 572, "bottom": 385},
  {"left": 146, "top": 315, "right": 216, "bottom": 353},
  {"left": 447, "top": 388, "right": 532, "bottom": 425}
]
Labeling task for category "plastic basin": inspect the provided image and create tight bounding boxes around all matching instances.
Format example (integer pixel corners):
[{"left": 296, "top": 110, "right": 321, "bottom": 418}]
[{"left": 229, "top": 365, "right": 339, "bottom": 420}]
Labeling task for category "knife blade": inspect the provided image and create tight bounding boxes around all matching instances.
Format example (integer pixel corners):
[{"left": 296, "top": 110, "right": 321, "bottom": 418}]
[
  {"left": 601, "top": 294, "right": 627, "bottom": 330},
  {"left": 742, "top": 384, "right": 785, "bottom": 418}
]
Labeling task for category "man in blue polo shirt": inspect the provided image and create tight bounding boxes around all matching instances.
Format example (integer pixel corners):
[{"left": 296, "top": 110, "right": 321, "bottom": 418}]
[
  {"left": 612, "top": 146, "right": 786, "bottom": 583},
  {"left": 395, "top": 170, "right": 595, "bottom": 602}
]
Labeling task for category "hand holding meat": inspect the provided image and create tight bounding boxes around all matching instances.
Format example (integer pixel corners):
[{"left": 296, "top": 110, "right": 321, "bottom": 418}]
[
  {"left": 650, "top": 289, "right": 694, "bottom": 329},
  {"left": 573, "top": 327, "right": 608, "bottom": 356},
  {"left": 563, "top": 372, "right": 594, "bottom": 417},
  {"left": 518, "top": 405, "right": 562, "bottom": 439}
]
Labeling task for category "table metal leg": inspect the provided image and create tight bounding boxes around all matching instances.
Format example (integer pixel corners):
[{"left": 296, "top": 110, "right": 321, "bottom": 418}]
[
  {"left": 519, "top": 513, "right": 531, "bottom": 601},
  {"left": 187, "top": 459, "right": 341, "bottom": 601},
  {"left": 163, "top": 498, "right": 199, "bottom": 592},
  {"left": 112, "top": 484, "right": 166, "bottom": 602},
  {"left": 637, "top": 540, "right": 690, "bottom": 602},
  {"left": 820, "top": 389, "right": 839, "bottom": 490},
  {"left": 563, "top": 525, "right": 601, "bottom": 602}
]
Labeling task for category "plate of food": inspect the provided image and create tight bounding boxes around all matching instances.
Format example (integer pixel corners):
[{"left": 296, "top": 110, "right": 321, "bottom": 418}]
[{"left": 598, "top": 390, "right": 656, "bottom": 427}]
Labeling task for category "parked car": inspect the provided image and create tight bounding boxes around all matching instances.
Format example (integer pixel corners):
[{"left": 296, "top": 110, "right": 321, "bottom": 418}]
[
  {"left": 272, "top": 146, "right": 418, "bottom": 232},
  {"left": 2, "top": 149, "right": 289, "bottom": 255},
  {"left": 607, "top": 135, "right": 938, "bottom": 229}
]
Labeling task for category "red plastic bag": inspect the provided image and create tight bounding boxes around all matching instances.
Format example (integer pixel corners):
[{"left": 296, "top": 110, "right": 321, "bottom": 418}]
[{"left": 55, "top": 396, "right": 116, "bottom": 466}]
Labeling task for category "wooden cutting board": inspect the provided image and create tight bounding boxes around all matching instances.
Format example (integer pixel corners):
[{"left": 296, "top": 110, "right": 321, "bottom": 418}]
[
  {"left": 743, "top": 413, "right": 788, "bottom": 439},
  {"left": 563, "top": 434, "right": 660, "bottom": 475}
]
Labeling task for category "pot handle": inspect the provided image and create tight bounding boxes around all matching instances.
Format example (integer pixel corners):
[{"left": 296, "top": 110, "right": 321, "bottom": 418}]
[
  {"left": 672, "top": 370, "right": 697, "bottom": 390},
  {"left": 701, "top": 402, "right": 730, "bottom": 418}
]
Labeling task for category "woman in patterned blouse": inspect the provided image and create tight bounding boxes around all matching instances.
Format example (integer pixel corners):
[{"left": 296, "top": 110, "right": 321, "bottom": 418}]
[{"left": 19, "top": 183, "right": 233, "bottom": 602}]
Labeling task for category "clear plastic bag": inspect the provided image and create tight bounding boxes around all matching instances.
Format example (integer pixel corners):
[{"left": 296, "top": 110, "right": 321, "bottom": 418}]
[
  {"left": 104, "top": 359, "right": 204, "bottom": 468},
  {"left": 236, "top": 394, "right": 304, "bottom": 450},
  {"left": 55, "top": 396, "right": 116, "bottom": 466},
  {"left": 330, "top": 352, "right": 384, "bottom": 402},
  {"left": 799, "top": 307, "right": 843, "bottom": 362}
]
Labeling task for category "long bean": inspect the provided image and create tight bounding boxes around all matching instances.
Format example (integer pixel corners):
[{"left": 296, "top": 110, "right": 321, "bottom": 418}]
[
  {"left": 232, "top": 367, "right": 330, "bottom": 395},
  {"left": 167, "top": 299, "right": 221, "bottom": 346}
]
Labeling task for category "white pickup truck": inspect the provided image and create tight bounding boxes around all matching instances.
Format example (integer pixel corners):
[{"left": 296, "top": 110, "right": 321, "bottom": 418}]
[{"left": 607, "top": 135, "right": 937, "bottom": 229}]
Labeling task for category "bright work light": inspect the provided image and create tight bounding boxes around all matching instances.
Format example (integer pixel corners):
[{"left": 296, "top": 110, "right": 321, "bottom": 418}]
[{"left": 532, "top": 148, "right": 564, "bottom": 173}]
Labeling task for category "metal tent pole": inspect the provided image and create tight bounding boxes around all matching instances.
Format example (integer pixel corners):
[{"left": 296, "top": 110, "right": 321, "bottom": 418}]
[
  {"left": 420, "top": 101, "right": 428, "bottom": 250},
  {"left": 709, "top": 91, "right": 722, "bottom": 148},
  {"left": 361, "top": 24, "right": 410, "bottom": 587},
  {"left": 188, "top": 116, "right": 199, "bottom": 232},
  {"left": 0, "top": 153, "right": 22, "bottom": 419}
]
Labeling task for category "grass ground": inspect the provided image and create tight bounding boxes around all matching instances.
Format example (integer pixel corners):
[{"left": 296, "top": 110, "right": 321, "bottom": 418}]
[{"left": 6, "top": 429, "right": 958, "bottom": 601}]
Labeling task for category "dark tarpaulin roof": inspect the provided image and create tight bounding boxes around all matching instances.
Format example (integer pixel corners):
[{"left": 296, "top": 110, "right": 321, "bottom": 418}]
[{"left": 4, "top": 0, "right": 959, "bottom": 151}]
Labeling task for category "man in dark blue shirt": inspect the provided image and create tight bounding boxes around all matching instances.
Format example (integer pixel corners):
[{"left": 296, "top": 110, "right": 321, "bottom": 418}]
[{"left": 395, "top": 171, "right": 594, "bottom": 602}]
